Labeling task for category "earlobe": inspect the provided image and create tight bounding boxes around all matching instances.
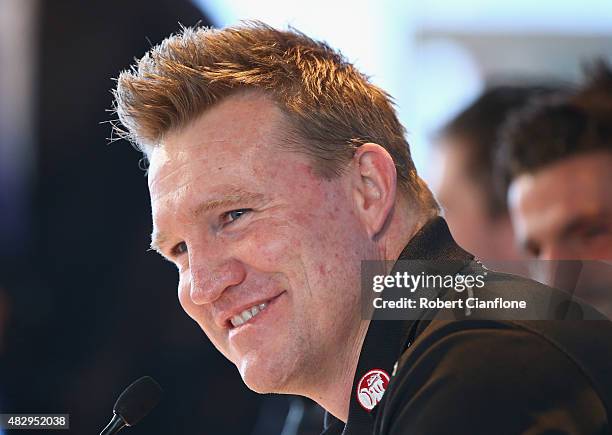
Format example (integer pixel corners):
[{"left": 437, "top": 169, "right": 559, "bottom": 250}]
[{"left": 352, "top": 143, "right": 397, "bottom": 239}]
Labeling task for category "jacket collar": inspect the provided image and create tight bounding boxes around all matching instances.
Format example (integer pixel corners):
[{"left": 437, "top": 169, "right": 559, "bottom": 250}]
[{"left": 322, "top": 217, "right": 472, "bottom": 434}]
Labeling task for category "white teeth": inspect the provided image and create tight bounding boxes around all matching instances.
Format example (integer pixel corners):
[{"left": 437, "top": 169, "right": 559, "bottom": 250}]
[
  {"left": 231, "top": 315, "right": 245, "bottom": 327},
  {"left": 230, "top": 302, "right": 269, "bottom": 328}
]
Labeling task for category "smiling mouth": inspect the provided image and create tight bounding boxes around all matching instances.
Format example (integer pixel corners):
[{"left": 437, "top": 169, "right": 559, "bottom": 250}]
[
  {"left": 228, "top": 292, "right": 285, "bottom": 329},
  {"left": 230, "top": 302, "right": 269, "bottom": 328}
]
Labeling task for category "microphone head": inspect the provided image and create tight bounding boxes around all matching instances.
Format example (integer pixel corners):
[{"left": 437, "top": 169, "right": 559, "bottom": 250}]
[{"left": 113, "top": 376, "right": 163, "bottom": 426}]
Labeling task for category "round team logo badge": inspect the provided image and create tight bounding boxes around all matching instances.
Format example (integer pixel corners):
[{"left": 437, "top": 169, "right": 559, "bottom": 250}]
[{"left": 356, "top": 369, "right": 390, "bottom": 411}]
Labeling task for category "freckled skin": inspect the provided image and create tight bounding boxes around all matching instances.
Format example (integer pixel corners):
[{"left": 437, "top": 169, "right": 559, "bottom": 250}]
[{"left": 147, "top": 92, "right": 375, "bottom": 397}]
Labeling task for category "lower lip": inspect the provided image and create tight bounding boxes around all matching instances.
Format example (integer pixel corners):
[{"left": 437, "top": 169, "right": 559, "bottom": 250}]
[{"left": 228, "top": 292, "right": 285, "bottom": 337}]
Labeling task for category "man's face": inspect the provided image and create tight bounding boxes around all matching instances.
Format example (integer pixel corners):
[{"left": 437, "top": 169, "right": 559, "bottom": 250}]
[
  {"left": 147, "top": 93, "right": 369, "bottom": 394},
  {"left": 436, "top": 139, "right": 486, "bottom": 246},
  {"left": 436, "top": 138, "right": 508, "bottom": 259},
  {"left": 508, "top": 151, "right": 612, "bottom": 260}
]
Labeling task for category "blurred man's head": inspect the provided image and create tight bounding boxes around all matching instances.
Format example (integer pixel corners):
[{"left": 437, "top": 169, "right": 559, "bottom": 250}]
[
  {"left": 113, "top": 23, "right": 437, "bottom": 403},
  {"left": 500, "top": 61, "right": 612, "bottom": 260},
  {"left": 436, "top": 86, "right": 558, "bottom": 260}
]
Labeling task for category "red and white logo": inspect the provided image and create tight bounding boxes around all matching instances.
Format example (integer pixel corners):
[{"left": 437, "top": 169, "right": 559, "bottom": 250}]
[{"left": 356, "top": 369, "right": 390, "bottom": 411}]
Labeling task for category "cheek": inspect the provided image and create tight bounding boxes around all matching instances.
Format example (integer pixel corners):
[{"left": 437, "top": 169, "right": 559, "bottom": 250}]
[
  {"left": 581, "top": 234, "right": 612, "bottom": 259},
  {"left": 234, "top": 207, "right": 361, "bottom": 288},
  {"left": 295, "top": 212, "right": 364, "bottom": 293},
  {"left": 235, "top": 222, "right": 304, "bottom": 270}
]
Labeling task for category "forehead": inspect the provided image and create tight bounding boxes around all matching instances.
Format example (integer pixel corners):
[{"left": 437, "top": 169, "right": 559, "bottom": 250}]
[
  {"left": 147, "top": 92, "right": 296, "bottom": 199},
  {"left": 509, "top": 152, "right": 612, "bottom": 235}
]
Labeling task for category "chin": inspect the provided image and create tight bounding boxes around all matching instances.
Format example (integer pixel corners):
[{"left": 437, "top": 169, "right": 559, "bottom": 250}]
[{"left": 237, "top": 353, "right": 295, "bottom": 394}]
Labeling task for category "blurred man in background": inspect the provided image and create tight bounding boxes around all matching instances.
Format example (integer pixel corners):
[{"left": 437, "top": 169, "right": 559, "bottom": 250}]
[
  {"left": 497, "top": 61, "right": 612, "bottom": 318},
  {"left": 435, "top": 86, "right": 561, "bottom": 262},
  {"left": 499, "top": 61, "right": 612, "bottom": 261}
]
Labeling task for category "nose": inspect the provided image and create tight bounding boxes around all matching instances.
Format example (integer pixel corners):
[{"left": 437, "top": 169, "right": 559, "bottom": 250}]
[{"left": 186, "top": 247, "right": 246, "bottom": 305}]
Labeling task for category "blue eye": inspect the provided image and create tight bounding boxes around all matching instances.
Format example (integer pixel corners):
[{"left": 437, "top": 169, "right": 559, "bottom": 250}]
[
  {"left": 172, "top": 241, "right": 188, "bottom": 256},
  {"left": 223, "top": 209, "right": 252, "bottom": 225}
]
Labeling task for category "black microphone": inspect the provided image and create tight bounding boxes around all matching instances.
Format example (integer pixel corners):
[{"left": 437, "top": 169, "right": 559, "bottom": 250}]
[{"left": 100, "top": 376, "right": 163, "bottom": 435}]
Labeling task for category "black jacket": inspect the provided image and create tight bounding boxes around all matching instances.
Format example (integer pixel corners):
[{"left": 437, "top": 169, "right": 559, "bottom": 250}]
[{"left": 322, "top": 218, "right": 612, "bottom": 435}]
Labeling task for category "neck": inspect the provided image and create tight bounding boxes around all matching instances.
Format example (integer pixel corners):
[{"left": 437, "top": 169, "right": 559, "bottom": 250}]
[
  {"left": 384, "top": 200, "right": 431, "bottom": 263},
  {"left": 307, "top": 319, "right": 370, "bottom": 422},
  {"left": 302, "top": 203, "right": 430, "bottom": 422}
]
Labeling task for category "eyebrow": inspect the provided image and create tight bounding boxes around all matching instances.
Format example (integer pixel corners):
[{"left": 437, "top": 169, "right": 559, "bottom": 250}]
[
  {"left": 192, "top": 190, "right": 264, "bottom": 219},
  {"left": 521, "top": 211, "right": 611, "bottom": 256},
  {"left": 149, "top": 188, "right": 265, "bottom": 254},
  {"left": 560, "top": 213, "right": 609, "bottom": 238}
]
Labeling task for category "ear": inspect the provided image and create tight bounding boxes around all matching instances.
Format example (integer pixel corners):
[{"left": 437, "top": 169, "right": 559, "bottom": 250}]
[{"left": 350, "top": 143, "right": 398, "bottom": 239}]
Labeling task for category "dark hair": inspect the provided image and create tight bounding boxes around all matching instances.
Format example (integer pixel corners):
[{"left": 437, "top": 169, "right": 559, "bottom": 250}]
[
  {"left": 497, "top": 60, "right": 612, "bottom": 194},
  {"left": 438, "top": 85, "right": 560, "bottom": 216}
]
